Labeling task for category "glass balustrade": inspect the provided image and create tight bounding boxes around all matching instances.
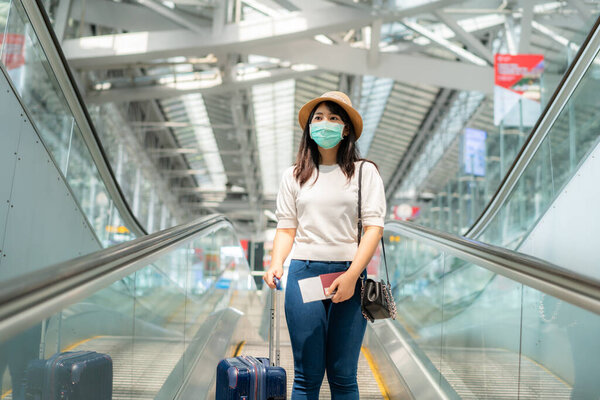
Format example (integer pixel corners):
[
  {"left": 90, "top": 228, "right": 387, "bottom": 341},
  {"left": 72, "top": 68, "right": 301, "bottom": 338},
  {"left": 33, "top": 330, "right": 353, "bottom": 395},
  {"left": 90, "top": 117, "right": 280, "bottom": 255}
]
[
  {"left": 479, "top": 44, "right": 600, "bottom": 260},
  {"left": 378, "top": 21, "right": 600, "bottom": 398},
  {"left": 380, "top": 224, "right": 600, "bottom": 399},
  {"left": 0, "top": 222, "right": 253, "bottom": 400}
]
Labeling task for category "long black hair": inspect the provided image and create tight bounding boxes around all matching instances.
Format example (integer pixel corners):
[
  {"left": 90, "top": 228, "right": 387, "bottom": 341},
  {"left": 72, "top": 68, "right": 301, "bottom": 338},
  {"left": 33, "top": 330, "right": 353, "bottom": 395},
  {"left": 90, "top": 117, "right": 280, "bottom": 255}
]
[{"left": 294, "top": 101, "right": 368, "bottom": 186}]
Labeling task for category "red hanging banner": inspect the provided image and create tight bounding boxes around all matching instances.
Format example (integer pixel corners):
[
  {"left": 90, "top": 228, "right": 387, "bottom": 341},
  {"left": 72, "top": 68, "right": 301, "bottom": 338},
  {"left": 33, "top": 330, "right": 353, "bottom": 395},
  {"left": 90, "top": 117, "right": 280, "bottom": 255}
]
[{"left": 494, "top": 54, "right": 544, "bottom": 127}]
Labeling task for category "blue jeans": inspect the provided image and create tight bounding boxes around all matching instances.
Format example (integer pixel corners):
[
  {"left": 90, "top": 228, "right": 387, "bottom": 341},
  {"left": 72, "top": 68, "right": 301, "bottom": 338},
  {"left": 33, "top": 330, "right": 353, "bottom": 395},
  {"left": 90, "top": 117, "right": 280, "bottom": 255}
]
[{"left": 285, "top": 259, "right": 367, "bottom": 400}]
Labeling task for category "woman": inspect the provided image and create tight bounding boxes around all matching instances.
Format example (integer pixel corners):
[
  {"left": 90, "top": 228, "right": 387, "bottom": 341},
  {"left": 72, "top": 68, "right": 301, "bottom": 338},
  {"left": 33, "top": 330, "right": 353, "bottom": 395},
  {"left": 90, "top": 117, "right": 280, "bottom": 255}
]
[{"left": 263, "top": 91, "right": 386, "bottom": 399}]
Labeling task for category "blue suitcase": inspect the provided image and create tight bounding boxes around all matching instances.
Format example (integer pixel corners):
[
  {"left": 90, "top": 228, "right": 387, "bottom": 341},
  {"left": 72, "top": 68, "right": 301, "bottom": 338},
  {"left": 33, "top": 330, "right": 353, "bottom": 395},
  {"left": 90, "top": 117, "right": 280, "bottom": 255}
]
[
  {"left": 216, "top": 356, "right": 286, "bottom": 399},
  {"left": 216, "top": 278, "right": 286, "bottom": 399},
  {"left": 23, "top": 350, "right": 112, "bottom": 400}
]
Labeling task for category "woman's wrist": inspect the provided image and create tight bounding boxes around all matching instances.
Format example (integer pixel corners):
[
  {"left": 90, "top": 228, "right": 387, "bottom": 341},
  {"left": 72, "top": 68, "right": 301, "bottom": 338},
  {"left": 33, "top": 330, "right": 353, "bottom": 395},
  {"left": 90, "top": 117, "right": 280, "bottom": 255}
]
[
  {"left": 269, "top": 263, "right": 283, "bottom": 271},
  {"left": 344, "top": 267, "right": 363, "bottom": 281}
]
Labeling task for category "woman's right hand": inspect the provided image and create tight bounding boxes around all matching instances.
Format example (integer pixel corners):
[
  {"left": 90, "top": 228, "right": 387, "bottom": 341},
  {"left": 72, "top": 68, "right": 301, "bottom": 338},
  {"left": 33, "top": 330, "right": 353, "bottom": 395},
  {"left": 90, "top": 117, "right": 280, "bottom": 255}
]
[{"left": 263, "top": 265, "right": 284, "bottom": 289}]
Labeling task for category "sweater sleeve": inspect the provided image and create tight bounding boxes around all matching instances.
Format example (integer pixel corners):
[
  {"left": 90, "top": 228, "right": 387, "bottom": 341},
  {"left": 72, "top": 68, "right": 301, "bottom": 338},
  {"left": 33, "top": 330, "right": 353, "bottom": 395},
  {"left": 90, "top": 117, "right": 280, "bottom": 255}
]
[
  {"left": 275, "top": 167, "right": 298, "bottom": 229},
  {"left": 361, "top": 162, "right": 386, "bottom": 227}
]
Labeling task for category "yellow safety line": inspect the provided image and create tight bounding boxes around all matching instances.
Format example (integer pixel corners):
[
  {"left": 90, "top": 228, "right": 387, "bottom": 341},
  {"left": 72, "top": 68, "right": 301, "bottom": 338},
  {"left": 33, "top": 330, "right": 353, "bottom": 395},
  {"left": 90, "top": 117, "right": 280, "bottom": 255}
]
[
  {"left": 233, "top": 340, "right": 246, "bottom": 357},
  {"left": 228, "top": 290, "right": 239, "bottom": 307},
  {"left": 1, "top": 390, "right": 12, "bottom": 399},
  {"left": 361, "top": 346, "right": 390, "bottom": 400},
  {"left": 522, "top": 352, "right": 573, "bottom": 388},
  {"left": 62, "top": 335, "right": 103, "bottom": 352},
  {"left": 166, "top": 301, "right": 187, "bottom": 324}
]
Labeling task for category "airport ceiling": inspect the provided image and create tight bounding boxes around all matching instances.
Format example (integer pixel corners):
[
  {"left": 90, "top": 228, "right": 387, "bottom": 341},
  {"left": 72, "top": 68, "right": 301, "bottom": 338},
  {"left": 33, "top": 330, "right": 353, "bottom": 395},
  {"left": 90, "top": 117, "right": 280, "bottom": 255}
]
[{"left": 51, "top": 0, "right": 598, "bottom": 235}]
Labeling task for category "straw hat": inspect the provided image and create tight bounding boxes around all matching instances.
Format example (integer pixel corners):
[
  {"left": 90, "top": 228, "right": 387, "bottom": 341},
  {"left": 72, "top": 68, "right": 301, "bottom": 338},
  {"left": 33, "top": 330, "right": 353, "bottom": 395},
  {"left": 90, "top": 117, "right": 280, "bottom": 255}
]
[{"left": 298, "top": 91, "right": 363, "bottom": 139}]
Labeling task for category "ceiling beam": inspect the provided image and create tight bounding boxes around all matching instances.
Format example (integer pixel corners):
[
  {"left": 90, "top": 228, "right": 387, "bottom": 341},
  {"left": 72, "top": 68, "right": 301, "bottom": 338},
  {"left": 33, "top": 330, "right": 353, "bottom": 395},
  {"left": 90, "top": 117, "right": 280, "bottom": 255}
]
[
  {"left": 402, "top": 21, "right": 488, "bottom": 66},
  {"left": 62, "top": 0, "right": 468, "bottom": 69},
  {"left": 135, "top": 0, "right": 205, "bottom": 33},
  {"left": 62, "top": 4, "right": 373, "bottom": 68},
  {"left": 69, "top": 0, "right": 184, "bottom": 32},
  {"left": 85, "top": 67, "right": 320, "bottom": 103},
  {"left": 433, "top": 11, "right": 494, "bottom": 64},
  {"left": 329, "top": 0, "right": 466, "bottom": 16},
  {"left": 248, "top": 39, "right": 494, "bottom": 94}
]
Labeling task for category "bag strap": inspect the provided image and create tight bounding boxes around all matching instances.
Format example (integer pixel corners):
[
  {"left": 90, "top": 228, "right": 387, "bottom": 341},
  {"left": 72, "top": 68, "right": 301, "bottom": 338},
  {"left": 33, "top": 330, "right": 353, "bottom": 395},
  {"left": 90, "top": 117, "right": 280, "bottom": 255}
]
[
  {"left": 357, "top": 161, "right": 364, "bottom": 244},
  {"left": 357, "top": 161, "right": 391, "bottom": 285}
]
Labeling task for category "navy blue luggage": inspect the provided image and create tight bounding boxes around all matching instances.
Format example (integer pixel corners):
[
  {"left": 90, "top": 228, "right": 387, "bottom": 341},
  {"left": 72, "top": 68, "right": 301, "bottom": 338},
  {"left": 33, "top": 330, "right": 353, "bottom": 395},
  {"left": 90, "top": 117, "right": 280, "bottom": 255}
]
[
  {"left": 216, "top": 278, "right": 286, "bottom": 399},
  {"left": 23, "top": 350, "right": 112, "bottom": 400},
  {"left": 216, "top": 356, "right": 286, "bottom": 399}
]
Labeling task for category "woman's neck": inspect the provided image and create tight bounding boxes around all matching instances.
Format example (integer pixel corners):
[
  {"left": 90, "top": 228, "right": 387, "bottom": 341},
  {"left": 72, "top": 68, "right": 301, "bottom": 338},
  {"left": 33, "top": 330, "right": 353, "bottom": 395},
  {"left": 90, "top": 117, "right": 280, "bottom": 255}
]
[{"left": 319, "top": 147, "right": 338, "bottom": 165}]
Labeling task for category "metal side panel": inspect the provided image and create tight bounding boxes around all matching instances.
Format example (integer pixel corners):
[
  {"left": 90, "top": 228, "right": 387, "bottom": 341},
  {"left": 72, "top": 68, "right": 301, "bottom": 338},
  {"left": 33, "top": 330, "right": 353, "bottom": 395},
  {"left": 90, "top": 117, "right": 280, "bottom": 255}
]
[
  {"left": 174, "top": 307, "right": 245, "bottom": 400},
  {"left": 363, "top": 323, "right": 413, "bottom": 400},
  {"left": 0, "top": 68, "right": 101, "bottom": 281},
  {"left": 518, "top": 137, "right": 600, "bottom": 279},
  {"left": 369, "top": 319, "right": 460, "bottom": 400},
  {"left": 0, "top": 74, "right": 23, "bottom": 264}
]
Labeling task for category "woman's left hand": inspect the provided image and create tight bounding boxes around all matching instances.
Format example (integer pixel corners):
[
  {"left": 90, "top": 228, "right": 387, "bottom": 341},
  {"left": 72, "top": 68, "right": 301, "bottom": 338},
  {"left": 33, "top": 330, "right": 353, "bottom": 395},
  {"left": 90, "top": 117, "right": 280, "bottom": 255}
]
[{"left": 327, "top": 272, "right": 359, "bottom": 303}]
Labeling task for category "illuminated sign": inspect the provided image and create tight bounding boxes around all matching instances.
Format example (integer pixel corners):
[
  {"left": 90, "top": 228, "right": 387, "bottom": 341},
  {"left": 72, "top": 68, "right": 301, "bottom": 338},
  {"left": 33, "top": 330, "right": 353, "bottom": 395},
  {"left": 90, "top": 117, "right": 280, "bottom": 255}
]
[{"left": 462, "top": 128, "right": 487, "bottom": 177}]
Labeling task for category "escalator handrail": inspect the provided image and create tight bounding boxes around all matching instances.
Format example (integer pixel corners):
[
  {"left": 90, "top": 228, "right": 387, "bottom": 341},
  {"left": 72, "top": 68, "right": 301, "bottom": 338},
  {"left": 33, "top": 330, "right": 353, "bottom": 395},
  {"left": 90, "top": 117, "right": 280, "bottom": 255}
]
[
  {"left": 20, "top": 0, "right": 148, "bottom": 236},
  {"left": 467, "top": 16, "right": 600, "bottom": 239},
  {"left": 0, "top": 214, "right": 232, "bottom": 340},
  {"left": 386, "top": 220, "right": 600, "bottom": 315}
]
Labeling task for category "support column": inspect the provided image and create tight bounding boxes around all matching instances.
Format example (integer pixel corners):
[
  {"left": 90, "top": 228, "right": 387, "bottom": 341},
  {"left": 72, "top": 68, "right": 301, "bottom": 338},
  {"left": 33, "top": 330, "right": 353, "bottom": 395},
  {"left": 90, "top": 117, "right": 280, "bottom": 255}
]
[{"left": 53, "top": 0, "right": 73, "bottom": 43}]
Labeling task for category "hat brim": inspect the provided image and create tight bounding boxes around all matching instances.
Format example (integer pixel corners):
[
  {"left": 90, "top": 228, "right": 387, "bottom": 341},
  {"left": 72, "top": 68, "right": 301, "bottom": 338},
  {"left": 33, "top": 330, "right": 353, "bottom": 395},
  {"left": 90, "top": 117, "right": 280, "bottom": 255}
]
[{"left": 298, "top": 96, "right": 363, "bottom": 139}]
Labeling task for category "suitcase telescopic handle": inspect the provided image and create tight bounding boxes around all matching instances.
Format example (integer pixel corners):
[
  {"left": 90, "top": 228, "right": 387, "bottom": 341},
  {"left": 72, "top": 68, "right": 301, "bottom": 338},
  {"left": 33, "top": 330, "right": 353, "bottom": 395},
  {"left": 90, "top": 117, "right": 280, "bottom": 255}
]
[{"left": 269, "top": 277, "right": 282, "bottom": 367}]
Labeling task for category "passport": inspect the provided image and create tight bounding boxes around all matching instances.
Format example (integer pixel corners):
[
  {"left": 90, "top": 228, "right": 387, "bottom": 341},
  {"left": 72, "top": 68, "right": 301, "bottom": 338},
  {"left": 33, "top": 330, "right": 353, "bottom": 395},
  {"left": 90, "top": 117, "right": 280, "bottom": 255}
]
[{"left": 297, "top": 271, "right": 344, "bottom": 303}]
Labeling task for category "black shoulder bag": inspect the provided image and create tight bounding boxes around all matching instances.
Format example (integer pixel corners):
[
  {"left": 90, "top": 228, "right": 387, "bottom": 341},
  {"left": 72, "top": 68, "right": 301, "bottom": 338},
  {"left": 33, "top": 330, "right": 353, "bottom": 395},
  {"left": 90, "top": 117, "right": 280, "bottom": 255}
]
[{"left": 357, "top": 161, "right": 397, "bottom": 323}]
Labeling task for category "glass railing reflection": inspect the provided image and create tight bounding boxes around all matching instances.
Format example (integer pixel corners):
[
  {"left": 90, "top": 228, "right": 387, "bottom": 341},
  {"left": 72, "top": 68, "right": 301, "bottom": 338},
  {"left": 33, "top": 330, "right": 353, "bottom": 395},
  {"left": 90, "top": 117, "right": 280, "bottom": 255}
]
[
  {"left": 400, "top": 17, "right": 600, "bottom": 241},
  {"left": 0, "top": 0, "right": 130, "bottom": 245},
  {"left": 0, "top": 0, "right": 180, "bottom": 246},
  {"left": 0, "top": 223, "right": 254, "bottom": 400}
]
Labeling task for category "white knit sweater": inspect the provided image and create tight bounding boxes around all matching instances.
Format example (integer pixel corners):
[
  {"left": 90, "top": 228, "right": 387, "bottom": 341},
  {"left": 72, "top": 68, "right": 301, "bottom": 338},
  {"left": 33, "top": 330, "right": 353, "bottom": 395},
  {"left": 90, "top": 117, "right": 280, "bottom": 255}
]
[{"left": 275, "top": 161, "right": 386, "bottom": 261}]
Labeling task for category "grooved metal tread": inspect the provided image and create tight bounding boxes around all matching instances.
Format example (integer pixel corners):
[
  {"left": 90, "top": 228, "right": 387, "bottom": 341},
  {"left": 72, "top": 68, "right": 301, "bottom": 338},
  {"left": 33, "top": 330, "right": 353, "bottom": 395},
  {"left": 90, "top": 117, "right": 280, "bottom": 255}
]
[{"left": 425, "top": 346, "right": 572, "bottom": 399}]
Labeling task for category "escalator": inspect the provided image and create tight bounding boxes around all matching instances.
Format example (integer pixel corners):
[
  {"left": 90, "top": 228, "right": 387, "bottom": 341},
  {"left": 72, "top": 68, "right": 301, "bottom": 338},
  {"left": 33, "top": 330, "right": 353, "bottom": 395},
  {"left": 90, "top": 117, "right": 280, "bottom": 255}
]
[{"left": 1, "top": 0, "right": 599, "bottom": 400}]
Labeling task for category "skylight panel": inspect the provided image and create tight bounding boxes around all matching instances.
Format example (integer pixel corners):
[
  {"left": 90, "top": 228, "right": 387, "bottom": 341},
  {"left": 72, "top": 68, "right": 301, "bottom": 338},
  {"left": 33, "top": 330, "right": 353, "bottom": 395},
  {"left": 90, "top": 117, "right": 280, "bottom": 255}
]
[
  {"left": 357, "top": 76, "right": 394, "bottom": 156},
  {"left": 161, "top": 94, "right": 226, "bottom": 191},
  {"left": 252, "top": 79, "right": 295, "bottom": 197}
]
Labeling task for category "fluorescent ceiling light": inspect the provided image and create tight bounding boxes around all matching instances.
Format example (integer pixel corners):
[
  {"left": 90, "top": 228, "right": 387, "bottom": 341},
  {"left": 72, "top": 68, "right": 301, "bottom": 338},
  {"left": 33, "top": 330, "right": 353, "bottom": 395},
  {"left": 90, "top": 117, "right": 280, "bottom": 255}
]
[
  {"left": 314, "top": 34, "right": 334, "bottom": 45},
  {"left": 290, "top": 64, "right": 318, "bottom": 71},
  {"left": 94, "top": 82, "right": 111, "bottom": 90}
]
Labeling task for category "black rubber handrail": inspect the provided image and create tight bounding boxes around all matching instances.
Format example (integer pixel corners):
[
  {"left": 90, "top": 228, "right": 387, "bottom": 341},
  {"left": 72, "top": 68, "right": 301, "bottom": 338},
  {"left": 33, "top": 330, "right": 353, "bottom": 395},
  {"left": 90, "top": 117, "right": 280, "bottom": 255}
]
[{"left": 0, "top": 214, "right": 233, "bottom": 340}]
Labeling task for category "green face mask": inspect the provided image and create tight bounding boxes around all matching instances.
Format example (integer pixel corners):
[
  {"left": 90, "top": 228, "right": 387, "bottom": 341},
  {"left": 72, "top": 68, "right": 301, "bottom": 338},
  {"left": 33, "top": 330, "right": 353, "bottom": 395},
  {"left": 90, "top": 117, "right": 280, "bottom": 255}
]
[{"left": 309, "top": 121, "right": 345, "bottom": 149}]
